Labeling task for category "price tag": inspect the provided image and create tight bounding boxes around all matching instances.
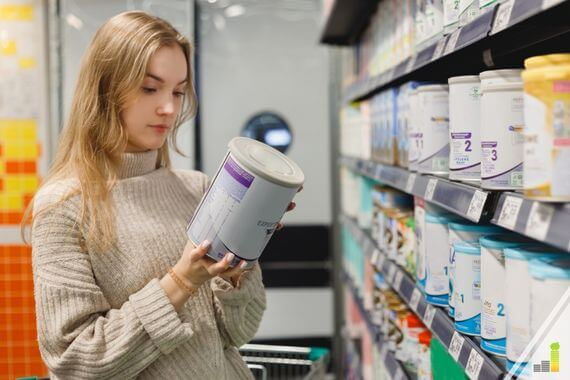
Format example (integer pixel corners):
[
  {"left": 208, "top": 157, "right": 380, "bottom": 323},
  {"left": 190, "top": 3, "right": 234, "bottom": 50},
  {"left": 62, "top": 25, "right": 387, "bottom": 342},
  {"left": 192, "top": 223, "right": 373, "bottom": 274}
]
[
  {"left": 425, "top": 178, "right": 438, "bottom": 201},
  {"left": 394, "top": 367, "right": 405, "bottom": 380},
  {"left": 467, "top": 190, "right": 488, "bottom": 222},
  {"left": 543, "top": 0, "right": 563, "bottom": 9},
  {"left": 410, "top": 288, "right": 422, "bottom": 312},
  {"left": 444, "top": 29, "right": 461, "bottom": 56},
  {"left": 387, "top": 264, "right": 396, "bottom": 284},
  {"left": 448, "top": 331, "right": 465, "bottom": 361},
  {"left": 525, "top": 202, "right": 554, "bottom": 241},
  {"left": 377, "top": 253, "right": 386, "bottom": 270},
  {"left": 423, "top": 304, "right": 436, "bottom": 329},
  {"left": 491, "top": 0, "right": 515, "bottom": 35},
  {"left": 465, "top": 349, "right": 485, "bottom": 380},
  {"left": 371, "top": 249, "right": 380, "bottom": 266},
  {"left": 393, "top": 270, "right": 404, "bottom": 291},
  {"left": 432, "top": 37, "right": 448, "bottom": 61},
  {"left": 406, "top": 173, "right": 417, "bottom": 194},
  {"left": 497, "top": 195, "right": 523, "bottom": 230},
  {"left": 406, "top": 55, "right": 417, "bottom": 73}
]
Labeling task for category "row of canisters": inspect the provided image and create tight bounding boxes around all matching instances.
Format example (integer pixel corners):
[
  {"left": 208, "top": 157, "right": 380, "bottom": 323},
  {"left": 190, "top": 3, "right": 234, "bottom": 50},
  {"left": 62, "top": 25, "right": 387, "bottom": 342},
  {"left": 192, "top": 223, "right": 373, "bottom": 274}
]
[{"left": 415, "top": 204, "right": 570, "bottom": 376}]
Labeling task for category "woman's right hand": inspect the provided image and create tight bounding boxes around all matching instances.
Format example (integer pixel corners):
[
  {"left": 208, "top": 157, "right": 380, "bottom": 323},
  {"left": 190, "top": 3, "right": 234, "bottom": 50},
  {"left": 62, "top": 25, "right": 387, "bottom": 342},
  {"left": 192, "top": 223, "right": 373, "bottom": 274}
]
[{"left": 174, "top": 240, "right": 234, "bottom": 290}]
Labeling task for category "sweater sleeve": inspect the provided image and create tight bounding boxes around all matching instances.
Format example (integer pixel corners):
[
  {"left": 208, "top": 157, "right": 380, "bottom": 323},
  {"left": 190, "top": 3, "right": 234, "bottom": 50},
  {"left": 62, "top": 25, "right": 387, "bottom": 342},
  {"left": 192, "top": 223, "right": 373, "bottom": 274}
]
[
  {"left": 32, "top": 197, "right": 195, "bottom": 379},
  {"left": 210, "top": 265, "right": 267, "bottom": 348}
]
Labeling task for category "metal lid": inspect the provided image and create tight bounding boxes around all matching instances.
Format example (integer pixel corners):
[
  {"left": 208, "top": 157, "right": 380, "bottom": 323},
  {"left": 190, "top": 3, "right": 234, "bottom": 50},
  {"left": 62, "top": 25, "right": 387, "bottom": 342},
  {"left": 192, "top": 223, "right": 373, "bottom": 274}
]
[
  {"left": 448, "top": 75, "right": 480, "bottom": 84},
  {"left": 228, "top": 137, "right": 305, "bottom": 188},
  {"left": 529, "top": 257, "right": 570, "bottom": 280},
  {"left": 453, "top": 241, "right": 481, "bottom": 255}
]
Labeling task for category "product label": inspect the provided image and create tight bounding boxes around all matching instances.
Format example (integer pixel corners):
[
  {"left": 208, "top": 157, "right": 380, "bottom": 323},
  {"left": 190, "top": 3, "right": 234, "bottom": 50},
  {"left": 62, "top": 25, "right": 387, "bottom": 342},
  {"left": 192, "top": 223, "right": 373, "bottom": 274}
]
[
  {"left": 481, "top": 247, "right": 506, "bottom": 342},
  {"left": 418, "top": 91, "right": 450, "bottom": 173}
]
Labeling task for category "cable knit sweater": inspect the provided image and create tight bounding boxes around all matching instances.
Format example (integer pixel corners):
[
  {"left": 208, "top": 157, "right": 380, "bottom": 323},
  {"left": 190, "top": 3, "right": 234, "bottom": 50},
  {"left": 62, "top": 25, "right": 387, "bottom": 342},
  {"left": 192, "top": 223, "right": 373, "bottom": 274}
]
[{"left": 31, "top": 150, "right": 266, "bottom": 379}]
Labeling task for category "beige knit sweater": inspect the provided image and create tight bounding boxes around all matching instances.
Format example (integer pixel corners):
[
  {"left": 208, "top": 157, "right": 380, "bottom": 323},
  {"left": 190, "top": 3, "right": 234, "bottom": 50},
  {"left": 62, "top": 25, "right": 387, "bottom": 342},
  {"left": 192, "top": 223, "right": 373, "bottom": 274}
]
[{"left": 31, "top": 150, "right": 266, "bottom": 379}]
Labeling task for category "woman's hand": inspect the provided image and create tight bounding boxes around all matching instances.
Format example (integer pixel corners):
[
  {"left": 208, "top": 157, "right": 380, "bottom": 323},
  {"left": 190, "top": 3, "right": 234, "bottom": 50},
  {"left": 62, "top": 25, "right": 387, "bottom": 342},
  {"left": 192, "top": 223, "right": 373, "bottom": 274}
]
[
  {"left": 174, "top": 240, "right": 234, "bottom": 289},
  {"left": 218, "top": 259, "right": 251, "bottom": 287},
  {"left": 276, "top": 185, "right": 303, "bottom": 231}
]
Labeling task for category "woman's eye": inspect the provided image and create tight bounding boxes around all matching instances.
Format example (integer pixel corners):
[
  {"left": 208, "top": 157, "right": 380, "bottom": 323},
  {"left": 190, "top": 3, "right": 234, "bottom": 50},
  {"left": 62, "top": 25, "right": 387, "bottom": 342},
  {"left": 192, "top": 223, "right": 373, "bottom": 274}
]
[
  {"left": 174, "top": 91, "right": 185, "bottom": 98},
  {"left": 142, "top": 87, "right": 156, "bottom": 94}
]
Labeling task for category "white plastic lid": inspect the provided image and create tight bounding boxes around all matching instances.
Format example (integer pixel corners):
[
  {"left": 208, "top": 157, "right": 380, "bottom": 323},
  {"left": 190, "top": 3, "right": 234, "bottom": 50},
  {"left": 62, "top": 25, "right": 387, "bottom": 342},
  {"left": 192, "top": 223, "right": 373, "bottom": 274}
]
[
  {"left": 481, "top": 82, "right": 523, "bottom": 93},
  {"left": 448, "top": 75, "right": 480, "bottom": 84},
  {"left": 416, "top": 84, "right": 449, "bottom": 93},
  {"left": 479, "top": 69, "right": 522, "bottom": 81},
  {"left": 228, "top": 137, "right": 305, "bottom": 188}
]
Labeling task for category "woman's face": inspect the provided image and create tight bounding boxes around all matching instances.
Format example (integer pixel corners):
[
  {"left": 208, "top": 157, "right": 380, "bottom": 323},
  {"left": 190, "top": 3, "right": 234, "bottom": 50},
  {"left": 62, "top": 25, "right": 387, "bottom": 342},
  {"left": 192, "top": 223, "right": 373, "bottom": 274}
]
[{"left": 122, "top": 45, "right": 188, "bottom": 153}]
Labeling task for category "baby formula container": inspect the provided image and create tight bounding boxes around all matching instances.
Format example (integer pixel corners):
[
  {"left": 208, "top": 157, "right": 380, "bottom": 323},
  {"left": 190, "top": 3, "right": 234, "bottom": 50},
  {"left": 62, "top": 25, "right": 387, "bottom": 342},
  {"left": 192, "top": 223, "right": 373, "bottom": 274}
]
[
  {"left": 417, "top": 85, "right": 450, "bottom": 175},
  {"left": 443, "top": 0, "right": 459, "bottom": 35},
  {"left": 529, "top": 257, "right": 570, "bottom": 344},
  {"left": 424, "top": 213, "right": 460, "bottom": 306},
  {"left": 187, "top": 137, "right": 304, "bottom": 268},
  {"left": 522, "top": 54, "right": 570, "bottom": 201},
  {"left": 453, "top": 241, "right": 482, "bottom": 336},
  {"left": 504, "top": 245, "right": 566, "bottom": 375},
  {"left": 480, "top": 70, "right": 525, "bottom": 189},
  {"left": 448, "top": 76, "right": 482, "bottom": 182},
  {"left": 479, "top": 234, "right": 535, "bottom": 356},
  {"left": 448, "top": 223, "right": 502, "bottom": 318},
  {"left": 409, "top": 89, "right": 421, "bottom": 172}
]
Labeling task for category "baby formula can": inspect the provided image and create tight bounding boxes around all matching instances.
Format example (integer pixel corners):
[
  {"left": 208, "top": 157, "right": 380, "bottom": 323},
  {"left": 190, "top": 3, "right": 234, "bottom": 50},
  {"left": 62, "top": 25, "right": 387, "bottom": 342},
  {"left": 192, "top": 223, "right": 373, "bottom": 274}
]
[
  {"left": 409, "top": 89, "right": 421, "bottom": 172},
  {"left": 480, "top": 69, "right": 522, "bottom": 88},
  {"left": 398, "top": 82, "right": 424, "bottom": 168},
  {"left": 187, "top": 137, "right": 304, "bottom": 268},
  {"left": 443, "top": 0, "right": 459, "bottom": 35},
  {"left": 448, "top": 76, "right": 482, "bottom": 182},
  {"left": 522, "top": 54, "right": 570, "bottom": 201},
  {"left": 504, "top": 246, "right": 566, "bottom": 373},
  {"left": 480, "top": 73, "right": 525, "bottom": 189},
  {"left": 454, "top": 241, "right": 482, "bottom": 336},
  {"left": 424, "top": 213, "right": 460, "bottom": 306},
  {"left": 448, "top": 223, "right": 502, "bottom": 318},
  {"left": 417, "top": 85, "right": 450, "bottom": 175},
  {"left": 479, "top": 234, "right": 535, "bottom": 357},
  {"left": 529, "top": 257, "right": 570, "bottom": 342}
]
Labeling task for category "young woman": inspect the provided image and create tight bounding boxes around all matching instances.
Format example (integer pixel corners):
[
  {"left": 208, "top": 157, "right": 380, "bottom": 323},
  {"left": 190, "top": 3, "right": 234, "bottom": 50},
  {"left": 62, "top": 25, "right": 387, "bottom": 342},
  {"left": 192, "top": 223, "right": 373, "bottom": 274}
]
[{"left": 26, "top": 11, "right": 292, "bottom": 379}]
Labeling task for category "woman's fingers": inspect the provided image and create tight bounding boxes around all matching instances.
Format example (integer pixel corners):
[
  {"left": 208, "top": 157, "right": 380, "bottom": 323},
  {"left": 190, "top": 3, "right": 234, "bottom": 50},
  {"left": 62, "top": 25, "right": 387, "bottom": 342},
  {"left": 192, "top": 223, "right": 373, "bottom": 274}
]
[
  {"left": 207, "top": 252, "right": 234, "bottom": 275},
  {"left": 276, "top": 222, "right": 284, "bottom": 231},
  {"left": 286, "top": 201, "right": 296, "bottom": 212},
  {"left": 189, "top": 240, "right": 211, "bottom": 263},
  {"left": 297, "top": 186, "right": 303, "bottom": 193},
  {"left": 221, "top": 259, "right": 245, "bottom": 278}
]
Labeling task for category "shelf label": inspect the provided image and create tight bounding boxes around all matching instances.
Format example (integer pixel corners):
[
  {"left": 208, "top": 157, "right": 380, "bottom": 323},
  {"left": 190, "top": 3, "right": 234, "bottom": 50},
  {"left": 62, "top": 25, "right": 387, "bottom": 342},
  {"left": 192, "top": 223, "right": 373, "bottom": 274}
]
[
  {"left": 371, "top": 249, "right": 380, "bottom": 267},
  {"left": 406, "top": 55, "right": 417, "bottom": 73},
  {"left": 497, "top": 195, "right": 523, "bottom": 230},
  {"left": 449, "top": 331, "right": 465, "bottom": 361},
  {"left": 444, "top": 29, "right": 461, "bottom": 55},
  {"left": 377, "top": 253, "right": 386, "bottom": 270},
  {"left": 394, "top": 367, "right": 405, "bottom": 380},
  {"left": 423, "top": 304, "right": 436, "bottom": 329},
  {"left": 425, "top": 178, "right": 438, "bottom": 201},
  {"left": 543, "top": 0, "right": 564, "bottom": 9},
  {"left": 491, "top": 0, "right": 515, "bottom": 35},
  {"left": 393, "top": 270, "right": 404, "bottom": 291},
  {"left": 465, "top": 349, "right": 485, "bottom": 380},
  {"left": 467, "top": 190, "right": 488, "bottom": 222},
  {"left": 406, "top": 173, "right": 417, "bottom": 194},
  {"left": 432, "top": 37, "right": 448, "bottom": 61},
  {"left": 410, "top": 288, "right": 422, "bottom": 312},
  {"left": 525, "top": 202, "right": 554, "bottom": 241},
  {"left": 387, "top": 264, "right": 396, "bottom": 285}
]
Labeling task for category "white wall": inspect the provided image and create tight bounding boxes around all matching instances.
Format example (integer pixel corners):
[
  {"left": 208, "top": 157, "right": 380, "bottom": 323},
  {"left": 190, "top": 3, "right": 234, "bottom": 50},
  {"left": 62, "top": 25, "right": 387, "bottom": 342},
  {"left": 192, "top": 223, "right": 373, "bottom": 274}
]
[{"left": 199, "top": 0, "right": 331, "bottom": 226}]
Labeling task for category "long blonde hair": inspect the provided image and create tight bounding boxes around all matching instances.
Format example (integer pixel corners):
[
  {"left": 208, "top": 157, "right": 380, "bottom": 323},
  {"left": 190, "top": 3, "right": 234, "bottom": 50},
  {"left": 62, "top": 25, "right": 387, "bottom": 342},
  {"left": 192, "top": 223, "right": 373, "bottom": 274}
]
[{"left": 22, "top": 11, "right": 197, "bottom": 250}]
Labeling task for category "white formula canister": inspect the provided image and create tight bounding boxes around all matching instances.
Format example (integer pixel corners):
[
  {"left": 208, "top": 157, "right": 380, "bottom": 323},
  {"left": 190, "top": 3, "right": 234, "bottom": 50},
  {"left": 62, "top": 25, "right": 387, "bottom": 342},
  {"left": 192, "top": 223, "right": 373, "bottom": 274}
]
[
  {"left": 187, "top": 137, "right": 304, "bottom": 268},
  {"left": 529, "top": 257, "right": 570, "bottom": 343},
  {"left": 409, "top": 89, "right": 421, "bottom": 172},
  {"left": 479, "top": 234, "right": 534, "bottom": 357},
  {"left": 480, "top": 79, "right": 525, "bottom": 190},
  {"left": 454, "top": 241, "right": 482, "bottom": 336},
  {"left": 424, "top": 212, "right": 459, "bottom": 306},
  {"left": 480, "top": 69, "right": 522, "bottom": 88},
  {"left": 504, "top": 246, "right": 565, "bottom": 373},
  {"left": 448, "top": 76, "right": 482, "bottom": 182},
  {"left": 398, "top": 82, "right": 424, "bottom": 169},
  {"left": 417, "top": 85, "right": 450, "bottom": 175},
  {"left": 443, "top": 0, "right": 459, "bottom": 35},
  {"left": 448, "top": 223, "right": 502, "bottom": 319}
]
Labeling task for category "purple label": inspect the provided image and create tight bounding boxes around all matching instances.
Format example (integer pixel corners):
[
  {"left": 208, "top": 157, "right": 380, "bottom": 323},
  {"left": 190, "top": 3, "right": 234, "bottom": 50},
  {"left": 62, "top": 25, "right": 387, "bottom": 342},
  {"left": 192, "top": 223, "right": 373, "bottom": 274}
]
[
  {"left": 451, "top": 132, "right": 472, "bottom": 139},
  {"left": 481, "top": 141, "right": 498, "bottom": 148},
  {"left": 224, "top": 156, "right": 254, "bottom": 188}
]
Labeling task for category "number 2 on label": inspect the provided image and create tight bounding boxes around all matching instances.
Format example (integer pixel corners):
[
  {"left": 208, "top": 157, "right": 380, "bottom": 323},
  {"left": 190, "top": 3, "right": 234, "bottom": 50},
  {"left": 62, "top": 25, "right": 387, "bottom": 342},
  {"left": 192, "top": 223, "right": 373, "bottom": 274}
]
[
  {"left": 497, "top": 303, "right": 505, "bottom": 317},
  {"left": 465, "top": 140, "right": 472, "bottom": 152}
]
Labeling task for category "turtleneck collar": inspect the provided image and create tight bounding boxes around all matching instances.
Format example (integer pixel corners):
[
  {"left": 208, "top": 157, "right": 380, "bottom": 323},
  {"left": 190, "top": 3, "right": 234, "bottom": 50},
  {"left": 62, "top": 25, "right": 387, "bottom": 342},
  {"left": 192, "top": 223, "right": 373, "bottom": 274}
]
[{"left": 118, "top": 150, "right": 160, "bottom": 179}]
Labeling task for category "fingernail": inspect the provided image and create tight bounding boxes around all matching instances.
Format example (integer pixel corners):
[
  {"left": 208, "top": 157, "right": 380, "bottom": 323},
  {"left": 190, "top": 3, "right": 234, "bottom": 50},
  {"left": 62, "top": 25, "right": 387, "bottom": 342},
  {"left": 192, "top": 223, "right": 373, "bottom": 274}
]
[
  {"left": 226, "top": 253, "right": 235, "bottom": 262},
  {"left": 240, "top": 261, "right": 249, "bottom": 269},
  {"left": 201, "top": 240, "right": 210, "bottom": 248}
]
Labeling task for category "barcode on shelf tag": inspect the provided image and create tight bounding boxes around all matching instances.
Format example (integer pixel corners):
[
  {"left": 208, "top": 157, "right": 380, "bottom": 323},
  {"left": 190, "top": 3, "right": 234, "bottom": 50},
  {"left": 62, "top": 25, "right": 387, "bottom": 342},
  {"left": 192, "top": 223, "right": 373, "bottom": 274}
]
[
  {"left": 444, "top": 29, "right": 461, "bottom": 55},
  {"left": 377, "top": 253, "right": 386, "bottom": 269},
  {"left": 491, "top": 0, "right": 515, "bottom": 35},
  {"left": 497, "top": 195, "right": 523, "bottom": 229},
  {"left": 432, "top": 37, "right": 448, "bottom": 61},
  {"left": 423, "top": 304, "right": 436, "bottom": 329},
  {"left": 525, "top": 202, "right": 554, "bottom": 241},
  {"left": 467, "top": 190, "right": 488, "bottom": 222},
  {"left": 425, "top": 179, "right": 438, "bottom": 201},
  {"left": 394, "top": 367, "right": 405, "bottom": 380},
  {"left": 543, "top": 0, "right": 563, "bottom": 9},
  {"left": 371, "top": 249, "right": 380, "bottom": 266},
  {"left": 410, "top": 288, "right": 422, "bottom": 311},
  {"left": 393, "top": 270, "right": 404, "bottom": 291},
  {"left": 406, "top": 173, "right": 417, "bottom": 194},
  {"left": 449, "top": 331, "right": 465, "bottom": 361},
  {"left": 465, "top": 349, "right": 485, "bottom": 380}
]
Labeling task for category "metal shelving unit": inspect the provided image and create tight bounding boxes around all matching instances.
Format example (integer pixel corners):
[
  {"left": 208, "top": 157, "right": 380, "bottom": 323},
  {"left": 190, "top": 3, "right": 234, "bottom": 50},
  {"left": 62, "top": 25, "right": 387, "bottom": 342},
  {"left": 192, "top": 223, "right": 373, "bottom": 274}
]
[
  {"left": 319, "top": 0, "right": 379, "bottom": 46},
  {"left": 342, "top": 216, "right": 506, "bottom": 380}
]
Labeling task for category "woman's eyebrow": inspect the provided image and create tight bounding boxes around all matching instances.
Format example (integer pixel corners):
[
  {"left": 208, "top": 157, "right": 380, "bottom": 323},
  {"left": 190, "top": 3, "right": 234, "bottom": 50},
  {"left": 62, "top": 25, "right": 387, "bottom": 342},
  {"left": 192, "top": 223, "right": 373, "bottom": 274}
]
[{"left": 146, "top": 73, "right": 188, "bottom": 85}]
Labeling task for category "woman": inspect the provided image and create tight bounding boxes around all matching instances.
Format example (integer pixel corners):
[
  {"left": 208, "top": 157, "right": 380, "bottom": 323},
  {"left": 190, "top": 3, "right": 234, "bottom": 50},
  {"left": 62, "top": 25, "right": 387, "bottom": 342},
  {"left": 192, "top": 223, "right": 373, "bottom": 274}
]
[{"left": 26, "top": 11, "right": 288, "bottom": 379}]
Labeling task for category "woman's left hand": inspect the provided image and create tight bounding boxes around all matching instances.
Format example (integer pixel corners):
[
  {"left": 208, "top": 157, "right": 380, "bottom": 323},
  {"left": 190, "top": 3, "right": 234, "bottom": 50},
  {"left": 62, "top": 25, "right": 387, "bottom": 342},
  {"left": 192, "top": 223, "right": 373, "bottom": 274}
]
[{"left": 276, "top": 186, "right": 303, "bottom": 231}]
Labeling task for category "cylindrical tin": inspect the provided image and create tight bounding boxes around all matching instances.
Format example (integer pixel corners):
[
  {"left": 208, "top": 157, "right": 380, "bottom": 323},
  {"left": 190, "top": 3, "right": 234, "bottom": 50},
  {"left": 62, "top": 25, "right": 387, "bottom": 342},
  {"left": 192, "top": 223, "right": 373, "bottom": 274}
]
[
  {"left": 453, "top": 241, "right": 482, "bottom": 336},
  {"left": 187, "top": 137, "right": 304, "bottom": 267},
  {"left": 409, "top": 89, "right": 421, "bottom": 172},
  {"left": 448, "top": 76, "right": 482, "bottom": 182}
]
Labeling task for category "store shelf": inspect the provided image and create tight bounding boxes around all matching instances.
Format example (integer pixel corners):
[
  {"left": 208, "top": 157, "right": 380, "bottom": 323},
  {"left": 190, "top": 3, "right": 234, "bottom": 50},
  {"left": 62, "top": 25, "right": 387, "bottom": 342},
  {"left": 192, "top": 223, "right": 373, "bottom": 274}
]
[
  {"left": 339, "top": 0, "right": 570, "bottom": 104},
  {"left": 343, "top": 272, "right": 411, "bottom": 380},
  {"left": 341, "top": 156, "right": 497, "bottom": 223},
  {"left": 342, "top": 215, "right": 506, "bottom": 380},
  {"left": 491, "top": 192, "right": 570, "bottom": 252},
  {"left": 319, "top": 0, "right": 379, "bottom": 46}
]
